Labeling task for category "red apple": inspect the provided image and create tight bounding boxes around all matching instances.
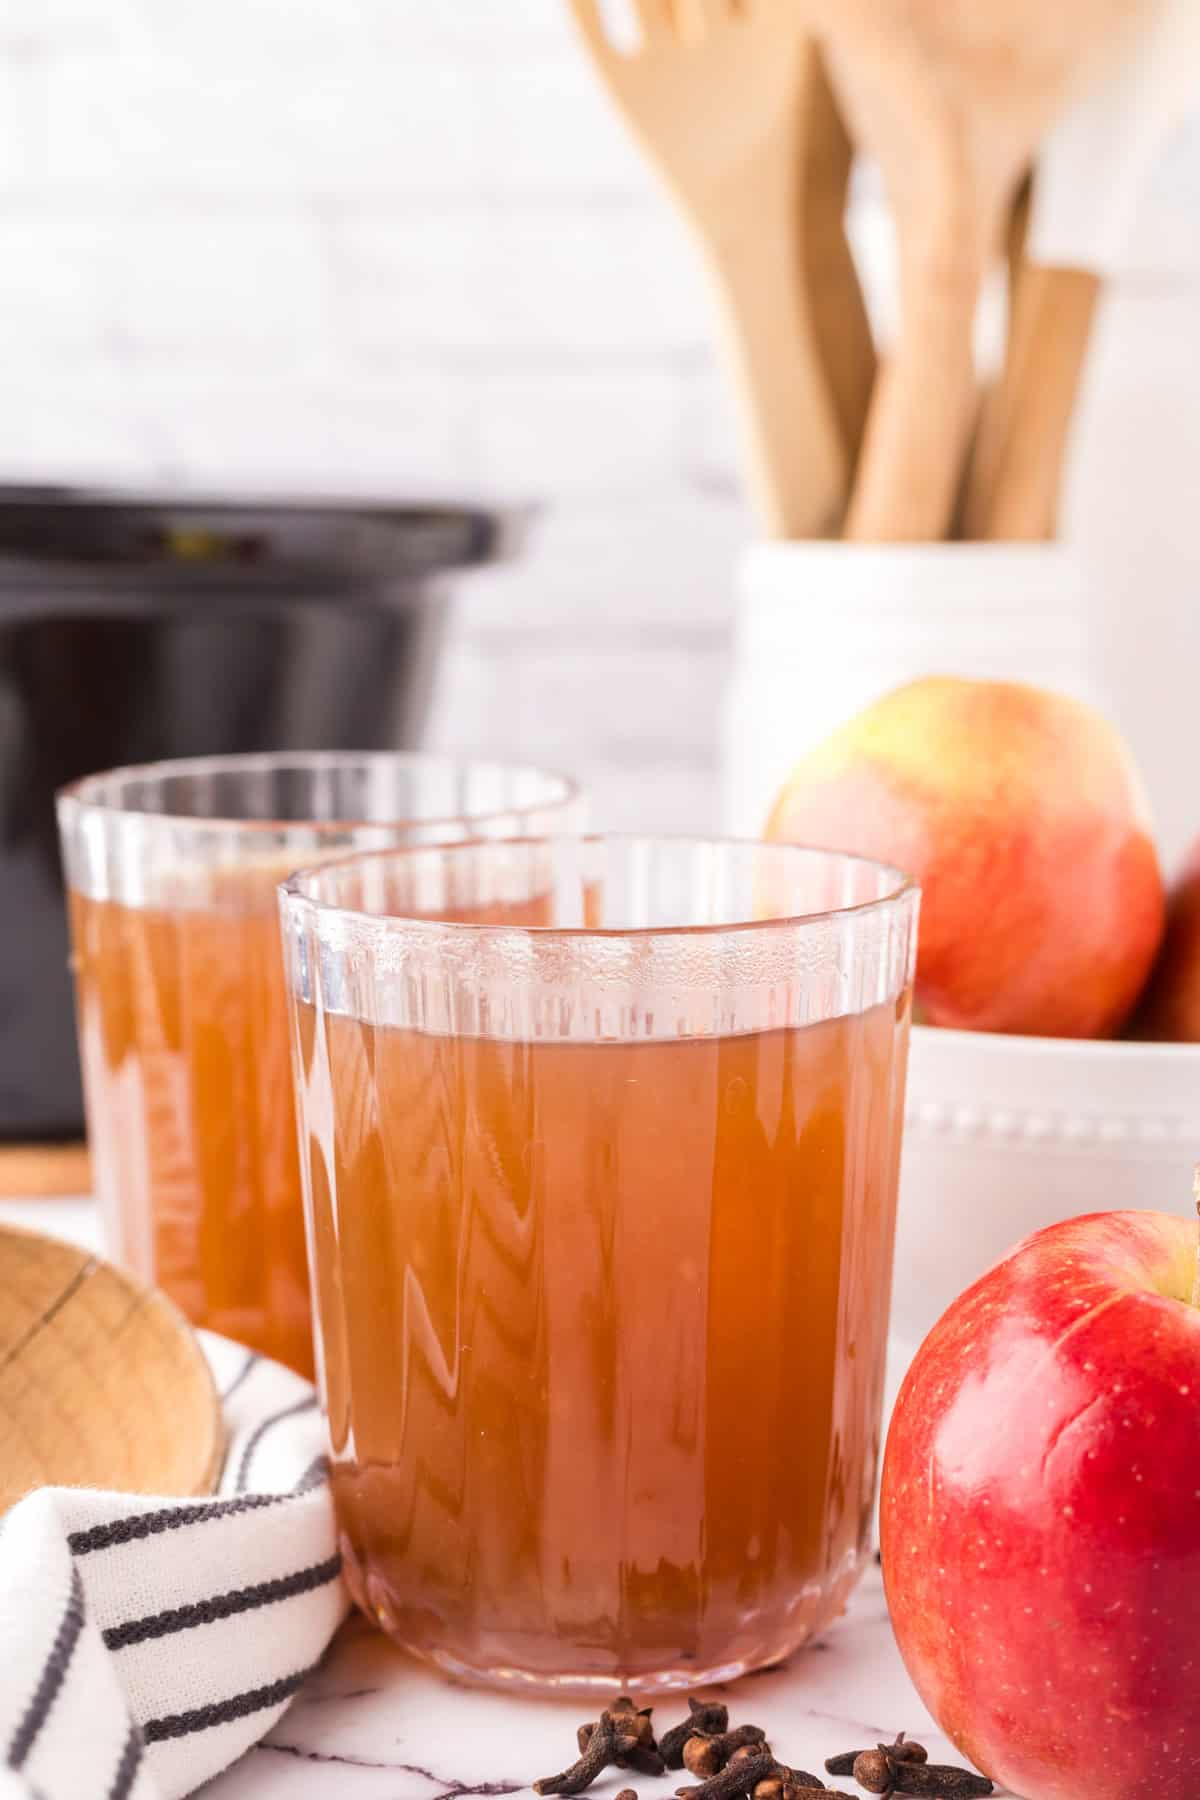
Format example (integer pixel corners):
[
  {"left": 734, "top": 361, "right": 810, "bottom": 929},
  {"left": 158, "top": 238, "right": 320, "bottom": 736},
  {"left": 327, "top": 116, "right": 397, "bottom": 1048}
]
[
  {"left": 766, "top": 676, "right": 1165, "bottom": 1038},
  {"left": 1132, "top": 839, "right": 1200, "bottom": 1041},
  {"left": 881, "top": 1208, "right": 1200, "bottom": 1800}
]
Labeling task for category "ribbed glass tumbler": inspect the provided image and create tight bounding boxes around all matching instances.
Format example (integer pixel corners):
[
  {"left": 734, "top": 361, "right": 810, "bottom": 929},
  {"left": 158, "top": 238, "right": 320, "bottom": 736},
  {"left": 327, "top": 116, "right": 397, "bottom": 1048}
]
[
  {"left": 280, "top": 836, "right": 918, "bottom": 1691},
  {"left": 58, "top": 753, "right": 581, "bottom": 1377}
]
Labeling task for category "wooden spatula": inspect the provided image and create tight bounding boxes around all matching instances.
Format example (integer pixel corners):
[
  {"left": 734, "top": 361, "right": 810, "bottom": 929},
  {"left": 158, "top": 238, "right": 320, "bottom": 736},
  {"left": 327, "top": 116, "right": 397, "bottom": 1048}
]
[
  {"left": 0, "top": 1223, "right": 223, "bottom": 1513},
  {"left": 567, "top": 0, "right": 849, "bottom": 537},
  {"left": 812, "top": 0, "right": 1152, "bottom": 542},
  {"left": 964, "top": 0, "right": 1200, "bottom": 539}
]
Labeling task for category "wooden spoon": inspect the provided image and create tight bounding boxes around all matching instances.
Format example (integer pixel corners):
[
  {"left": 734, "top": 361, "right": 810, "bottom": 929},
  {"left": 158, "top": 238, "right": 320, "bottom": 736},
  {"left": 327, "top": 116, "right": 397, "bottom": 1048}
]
[
  {"left": 810, "top": 0, "right": 1151, "bottom": 541},
  {"left": 0, "top": 1223, "right": 222, "bottom": 1513},
  {"left": 568, "top": 0, "right": 849, "bottom": 537}
]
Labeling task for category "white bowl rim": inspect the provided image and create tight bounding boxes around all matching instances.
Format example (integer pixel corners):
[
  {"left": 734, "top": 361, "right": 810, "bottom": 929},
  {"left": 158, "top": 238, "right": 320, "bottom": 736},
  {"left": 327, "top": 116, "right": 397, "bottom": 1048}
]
[{"left": 911, "top": 1022, "right": 1200, "bottom": 1062}]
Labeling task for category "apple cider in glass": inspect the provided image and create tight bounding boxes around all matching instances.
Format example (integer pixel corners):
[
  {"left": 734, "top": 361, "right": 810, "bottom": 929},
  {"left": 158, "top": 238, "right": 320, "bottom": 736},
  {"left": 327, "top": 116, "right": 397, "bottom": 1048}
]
[
  {"left": 281, "top": 837, "right": 918, "bottom": 1688},
  {"left": 57, "top": 755, "right": 580, "bottom": 1377}
]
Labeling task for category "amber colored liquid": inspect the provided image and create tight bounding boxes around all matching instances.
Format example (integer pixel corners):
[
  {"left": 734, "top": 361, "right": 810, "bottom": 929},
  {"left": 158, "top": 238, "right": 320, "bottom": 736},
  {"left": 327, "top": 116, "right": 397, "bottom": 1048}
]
[
  {"left": 68, "top": 885, "right": 315, "bottom": 1374},
  {"left": 301, "top": 995, "right": 910, "bottom": 1687},
  {"left": 68, "top": 881, "right": 561, "bottom": 1378}
]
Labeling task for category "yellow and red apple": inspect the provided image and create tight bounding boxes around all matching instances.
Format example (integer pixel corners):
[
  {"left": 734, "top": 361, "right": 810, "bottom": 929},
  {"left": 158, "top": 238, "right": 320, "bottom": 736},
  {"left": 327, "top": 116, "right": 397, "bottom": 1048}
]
[
  {"left": 882, "top": 1209, "right": 1200, "bottom": 1800},
  {"left": 766, "top": 677, "right": 1165, "bottom": 1038}
]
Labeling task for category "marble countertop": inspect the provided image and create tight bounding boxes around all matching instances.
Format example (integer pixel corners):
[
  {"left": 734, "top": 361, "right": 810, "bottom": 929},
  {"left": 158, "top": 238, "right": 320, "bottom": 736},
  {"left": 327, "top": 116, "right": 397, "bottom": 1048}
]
[
  {"left": 199, "top": 1565, "right": 1001, "bottom": 1800},
  {"left": 1, "top": 1198, "right": 1006, "bottom": 1800}
]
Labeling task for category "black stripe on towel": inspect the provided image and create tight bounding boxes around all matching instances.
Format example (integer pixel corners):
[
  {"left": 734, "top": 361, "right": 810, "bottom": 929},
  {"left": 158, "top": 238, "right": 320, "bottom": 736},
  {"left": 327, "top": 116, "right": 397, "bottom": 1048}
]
[
  {"left": 106, "top": 1722, "right": 144, "bottom": 1800},
  {"left": 293, "top": 1454, "right": 328, "bottom": 1495},
  {"left": 8, "top": 1567, "right": 85, "bottom": 1770},
  {"left": 103, "top": 1553, "right": 342, "bottom": 1649},
  {"left": 143, "top": 1665, "right": 318, "bottom": 1743},
  {"left": 68, "top": 1451, "right": 329, "bottom": 1557},
  {"left": 234, "top": 1395, "right": 319, "bottom": 1493},
  {"left": 220, "top": 1349, "right": 261, "bottom": 1403},
  {"left": 69, "top": 1491, "right": 284, "bottom": 1555}
]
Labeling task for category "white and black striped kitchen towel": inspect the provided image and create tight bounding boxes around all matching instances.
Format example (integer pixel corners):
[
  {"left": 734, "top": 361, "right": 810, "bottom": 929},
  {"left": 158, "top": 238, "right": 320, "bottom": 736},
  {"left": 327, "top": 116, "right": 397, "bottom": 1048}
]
[{"left": 0, "top": 1334, "right": 348, "bottom": 1800}]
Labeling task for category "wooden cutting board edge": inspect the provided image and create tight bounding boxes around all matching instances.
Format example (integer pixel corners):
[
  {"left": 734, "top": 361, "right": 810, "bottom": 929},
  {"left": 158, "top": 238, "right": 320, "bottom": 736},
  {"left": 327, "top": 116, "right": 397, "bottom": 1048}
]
[{"left": 0, "top": 1143, "right": 93, "bottom": 1199}]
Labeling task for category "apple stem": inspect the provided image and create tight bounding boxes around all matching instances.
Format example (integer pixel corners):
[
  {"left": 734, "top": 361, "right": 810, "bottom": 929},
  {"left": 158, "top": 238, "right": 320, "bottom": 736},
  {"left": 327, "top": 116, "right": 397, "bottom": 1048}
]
[{"left": 1193, "top": 1166, "right": 1200, "bottom": 1313}]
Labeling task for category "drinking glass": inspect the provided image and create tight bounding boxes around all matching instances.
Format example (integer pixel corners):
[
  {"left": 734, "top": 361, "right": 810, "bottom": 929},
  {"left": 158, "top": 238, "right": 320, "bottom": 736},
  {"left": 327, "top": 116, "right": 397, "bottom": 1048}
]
[
  {"left": 279, "top": 835, "right": 918, "bottom": 1689},
  {"left": 57, "top": 754, "right": 581, "bottom": 1376}
]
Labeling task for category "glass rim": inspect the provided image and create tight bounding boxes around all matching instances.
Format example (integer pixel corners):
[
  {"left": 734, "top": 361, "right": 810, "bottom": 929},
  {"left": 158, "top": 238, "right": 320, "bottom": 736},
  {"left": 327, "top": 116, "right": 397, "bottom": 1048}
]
[
  {"left": 279, "top": 833, "right": 918, "bottom": 942},
  {"left": 55, "top": 750, "right": 582, "bottom": 837}
]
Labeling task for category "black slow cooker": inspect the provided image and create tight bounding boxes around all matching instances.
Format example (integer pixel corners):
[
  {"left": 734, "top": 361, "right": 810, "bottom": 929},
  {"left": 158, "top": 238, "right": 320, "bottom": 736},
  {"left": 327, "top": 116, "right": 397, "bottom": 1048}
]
[{"left": 0, "top": 487, "right": 523, "bottom": 1139}]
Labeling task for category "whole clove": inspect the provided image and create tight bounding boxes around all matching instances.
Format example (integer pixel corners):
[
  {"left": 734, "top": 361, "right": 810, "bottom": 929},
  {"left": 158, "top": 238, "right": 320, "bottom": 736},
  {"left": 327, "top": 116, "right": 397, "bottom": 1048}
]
[
  {"left": 825, "top": 1736, "right": 927, "bottom": 1778},
  {"left": 683, "top": 1726, "right": 770, "bottom": 1776},
  {"left": 853, "top": 1751, "right": 893, "bottom": 1794},
  {"left": 729, "top": 1743, "right": 769, "bottom": 1768},
  {"left": 621, "top": 1745, "right": 669, "bottom": 1778},
  {"left": 847, "top": 1747, "right": 992, "bottom": 1800},
  {"left": 535, "top": 1711, "right": 646, "bottom": 1796},
  {"left": 676, "top": 1748, "right": 779, "bottom": 1800},
  {"left": 574, "top": 1699, "right": 665, "bottom": 1779},
  {"left": 752, "top": 1768, "right": 832, "bottom": 1800},
  {"left": 824, "top": 1753, "right": 857, "bottom": 1778},
  {"left": 883, "top": 1765, "right": 992, "bottom": 1799},
  {"left": 661, "top": 1698, "right": 731, "bottom": 1769}
]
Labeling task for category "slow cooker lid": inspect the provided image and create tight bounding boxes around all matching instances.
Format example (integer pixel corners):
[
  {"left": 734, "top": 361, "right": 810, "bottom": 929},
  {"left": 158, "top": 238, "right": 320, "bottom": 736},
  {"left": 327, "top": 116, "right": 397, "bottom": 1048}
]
[{"left": 0, "top": 486, "right": 528, "bottom": 589}]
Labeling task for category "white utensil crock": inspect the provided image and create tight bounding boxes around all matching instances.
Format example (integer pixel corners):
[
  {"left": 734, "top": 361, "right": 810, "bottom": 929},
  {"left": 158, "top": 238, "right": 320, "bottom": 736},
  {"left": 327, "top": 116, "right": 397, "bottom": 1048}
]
[{"left": 721, "top": 540, "right": 1101, "bottom": 838}]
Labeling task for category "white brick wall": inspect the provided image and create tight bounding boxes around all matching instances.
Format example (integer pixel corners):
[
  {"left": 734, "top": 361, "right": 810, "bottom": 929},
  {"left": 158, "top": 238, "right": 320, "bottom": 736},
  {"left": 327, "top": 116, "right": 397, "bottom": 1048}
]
[
  {"left": 0, "top": 0, "right": 756, "bottom": 832},
  {"left": 2, "top": 0, "right": 1200, "bottom": 839}
]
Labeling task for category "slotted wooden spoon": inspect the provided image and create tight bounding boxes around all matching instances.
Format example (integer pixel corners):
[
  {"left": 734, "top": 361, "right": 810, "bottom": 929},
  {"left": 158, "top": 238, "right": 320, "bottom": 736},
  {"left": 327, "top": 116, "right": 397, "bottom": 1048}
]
[
  {"left": 811, "top": 0, "right": 1151, "bottom": 541},
  {"left": 0, "top": 1223, "right": 222, "bottom": 1514},
  {"left": 567, "top": 0, "right": 852, "bottom": 537}
]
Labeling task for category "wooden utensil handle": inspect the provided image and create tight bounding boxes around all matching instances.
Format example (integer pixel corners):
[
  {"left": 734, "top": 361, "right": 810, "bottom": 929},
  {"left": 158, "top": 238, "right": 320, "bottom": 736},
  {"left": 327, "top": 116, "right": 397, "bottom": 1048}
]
[
  {"left": 705, "top": 221, "right": 848, "bottom": 539},
  {"left": 803, "top": 47, "right": 876, "bottom": 470},
  {"left": 962, "top": 264, "right": 1100, "bottom": 541},
  {"left": 845, "top": 245, "right": 981, "bottom": 541}
]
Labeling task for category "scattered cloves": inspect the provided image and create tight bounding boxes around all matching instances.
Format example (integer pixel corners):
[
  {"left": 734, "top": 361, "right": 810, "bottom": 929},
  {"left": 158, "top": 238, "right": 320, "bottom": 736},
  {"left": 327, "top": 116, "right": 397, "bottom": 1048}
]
[
  {"left": 539, "top": 1703, "right": 984, "bottom": 1800},
  {"left": 661, "top": 1698, "right": 731, "bottom": 1769}
]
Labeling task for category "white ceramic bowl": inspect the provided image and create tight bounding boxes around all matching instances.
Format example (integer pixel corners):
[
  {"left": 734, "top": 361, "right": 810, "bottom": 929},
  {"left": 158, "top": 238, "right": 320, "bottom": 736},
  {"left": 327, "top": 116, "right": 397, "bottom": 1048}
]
[{"left": 886, "top": 1024, "right": 1200, "bottom": 1412}]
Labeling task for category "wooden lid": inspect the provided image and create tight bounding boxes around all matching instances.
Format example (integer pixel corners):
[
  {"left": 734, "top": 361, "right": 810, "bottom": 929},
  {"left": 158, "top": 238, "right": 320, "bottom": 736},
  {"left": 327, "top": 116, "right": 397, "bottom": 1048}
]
[{"left": 0, "top": 1222, "right": 223, "bottom": 1513}]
